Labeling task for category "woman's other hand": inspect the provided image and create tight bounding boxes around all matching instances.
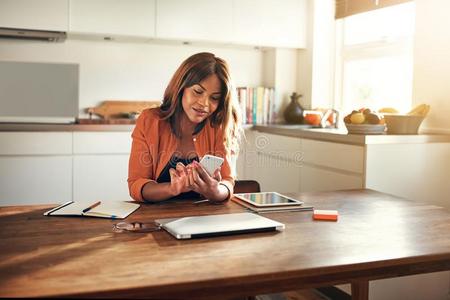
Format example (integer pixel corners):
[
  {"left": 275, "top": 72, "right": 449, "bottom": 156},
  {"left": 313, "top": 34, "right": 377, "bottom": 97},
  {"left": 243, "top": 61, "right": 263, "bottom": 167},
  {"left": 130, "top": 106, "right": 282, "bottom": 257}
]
[{"left": 169, "top": 162, "right": 191, "bottom": 196}]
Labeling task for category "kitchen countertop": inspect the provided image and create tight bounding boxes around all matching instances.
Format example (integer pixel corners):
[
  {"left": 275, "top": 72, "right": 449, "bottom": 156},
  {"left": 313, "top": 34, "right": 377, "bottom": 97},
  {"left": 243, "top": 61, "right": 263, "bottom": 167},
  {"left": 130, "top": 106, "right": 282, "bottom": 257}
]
[
  {"left": 1, "top": 123, "right": 449, "bottom": 145},
  {"left": 0, "top": 123, "right": 136, "bottom": 132},
  {"left": 252, "top": 124, "right": 450, "bottom": 145}
]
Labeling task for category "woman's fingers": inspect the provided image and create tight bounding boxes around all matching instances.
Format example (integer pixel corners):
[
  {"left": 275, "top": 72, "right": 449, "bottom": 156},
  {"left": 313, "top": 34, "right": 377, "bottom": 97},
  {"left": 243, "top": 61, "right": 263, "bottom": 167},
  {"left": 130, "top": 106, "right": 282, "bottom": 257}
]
[
  {"left": 192, "top": 167, "right": 206, "bottom": 188},
  {"left": 213, "top": 169, "right": 222, "bottom": 181},
  {"left": 187, "top": 166, "right": 195, "bottom": 187},
  {"left": 176, "top": 162, "right": 187, "bottom": 176},
  {"left": 169, "top": 168, "right": 178, "bottom": 180},
  {"left": 193, "top": 161, "right": 214, "bottom": 184}
]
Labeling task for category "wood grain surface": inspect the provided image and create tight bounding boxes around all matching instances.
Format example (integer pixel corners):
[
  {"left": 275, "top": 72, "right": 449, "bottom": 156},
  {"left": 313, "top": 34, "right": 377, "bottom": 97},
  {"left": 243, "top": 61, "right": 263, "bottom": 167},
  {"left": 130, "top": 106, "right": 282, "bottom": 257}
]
[
  {"left": 86, "top": 100, "right": 160, "bottom": 119},
  {"left": 1, "top": 189, "right": 449, "bottom": 299}
]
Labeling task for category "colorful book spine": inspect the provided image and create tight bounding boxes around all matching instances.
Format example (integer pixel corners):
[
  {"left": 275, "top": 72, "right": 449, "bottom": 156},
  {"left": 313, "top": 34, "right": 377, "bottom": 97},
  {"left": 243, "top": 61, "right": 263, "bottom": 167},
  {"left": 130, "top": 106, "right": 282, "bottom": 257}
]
[{"left": 236, "top": 86, "right": 276, "bottom": 125}]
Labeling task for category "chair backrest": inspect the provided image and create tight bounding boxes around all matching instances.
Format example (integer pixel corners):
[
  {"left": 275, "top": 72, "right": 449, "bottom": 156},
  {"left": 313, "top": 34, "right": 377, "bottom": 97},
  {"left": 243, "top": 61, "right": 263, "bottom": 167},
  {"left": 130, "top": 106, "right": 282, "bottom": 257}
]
[{"left": 234, "top": 180, "right": 261, "bottom": 194}]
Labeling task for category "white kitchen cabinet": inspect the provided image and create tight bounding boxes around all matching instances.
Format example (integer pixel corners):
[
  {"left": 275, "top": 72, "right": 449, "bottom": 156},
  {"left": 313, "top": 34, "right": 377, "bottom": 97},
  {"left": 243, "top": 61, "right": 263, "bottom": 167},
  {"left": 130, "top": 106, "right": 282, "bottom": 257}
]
[
  {"left": 73, "top": 132, "right": 131, "bottom": 154},
  {"left": 156, "top": 0, "right": 233, "bottom": 43},
  {"left": 0, "top": 156, "right": 72, "bottom": 206},
  {"left": 300, "top": 139, "right": 364, "bottom": 192},
  {"left": 73, "top": 155, "right": 131, "bottom": 202},
  {"left": 0, "top": 132, "right": 72, "bottom": 206},
  {"left": 72, "top": 132, "right": 132, "bottom": 202},
  {"left": 233, "top": 0, "right": 307, "bottom": 48},
  {"left": 365, "top": 143, "right": 450, "bottom": 209},
  {"left": 0, "top": 132, "right": 72, "bottom": 155},
  {"left": 253, "top": 151, "right": 301, "bottom": 193},
  {"left": 243, "top": 131, "right": 302, "bottom": 192},
  {"left": 0, "top": 0, "right": 69, "bottom": 31},
  {"left": 301, "top": 139, "right": 364, "bottom": 174},
  {"left": 69, "top": 0, "right": 155, "bottom": 38},
  {"left": 300, "top": 165, "right": 363, "bottom": 192},
  {"left": 242, "top": 131, "right": 363, "bottom": 193},
  {"left": 246, "top": 129, "right": 450, "bottom": 209}
]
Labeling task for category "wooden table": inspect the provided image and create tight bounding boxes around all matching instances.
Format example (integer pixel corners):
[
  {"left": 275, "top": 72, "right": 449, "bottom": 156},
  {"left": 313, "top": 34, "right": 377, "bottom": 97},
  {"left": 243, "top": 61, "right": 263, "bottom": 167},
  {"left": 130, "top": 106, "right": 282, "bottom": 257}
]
[{"left": 1, "top": 189, "right": 450, "bottom": 299}]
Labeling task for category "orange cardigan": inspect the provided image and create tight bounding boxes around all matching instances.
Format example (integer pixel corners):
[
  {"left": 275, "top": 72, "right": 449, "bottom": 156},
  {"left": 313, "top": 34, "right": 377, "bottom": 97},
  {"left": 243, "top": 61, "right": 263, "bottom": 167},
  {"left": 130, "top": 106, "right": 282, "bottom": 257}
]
[{"left": 128, "top": 108, "right": 235, "bottom": 202}]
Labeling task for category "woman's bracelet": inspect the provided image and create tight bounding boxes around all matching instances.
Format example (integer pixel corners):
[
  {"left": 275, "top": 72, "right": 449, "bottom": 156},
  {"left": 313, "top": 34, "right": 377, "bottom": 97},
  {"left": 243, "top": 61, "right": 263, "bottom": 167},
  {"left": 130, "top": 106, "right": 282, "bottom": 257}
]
[{"left": 218, "top": 182, "right": 231, "bottom": 201}]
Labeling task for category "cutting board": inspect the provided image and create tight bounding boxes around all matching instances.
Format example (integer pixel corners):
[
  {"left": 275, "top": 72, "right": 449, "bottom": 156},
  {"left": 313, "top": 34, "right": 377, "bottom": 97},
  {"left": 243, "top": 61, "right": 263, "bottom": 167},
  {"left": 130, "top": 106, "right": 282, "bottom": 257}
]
[{"left": 86, "top": 100, "right": 160, "bottom": 119}]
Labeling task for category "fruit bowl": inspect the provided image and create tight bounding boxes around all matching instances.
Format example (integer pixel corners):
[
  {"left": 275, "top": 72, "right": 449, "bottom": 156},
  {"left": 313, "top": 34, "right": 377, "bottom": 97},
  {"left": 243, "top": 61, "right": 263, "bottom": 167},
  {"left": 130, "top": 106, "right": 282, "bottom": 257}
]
[
  {"left": 345, "top": 123, "right": 386, "bottom": 135},
  {"left": 383, "top": 114, "right": 425, "bottom": 134}
]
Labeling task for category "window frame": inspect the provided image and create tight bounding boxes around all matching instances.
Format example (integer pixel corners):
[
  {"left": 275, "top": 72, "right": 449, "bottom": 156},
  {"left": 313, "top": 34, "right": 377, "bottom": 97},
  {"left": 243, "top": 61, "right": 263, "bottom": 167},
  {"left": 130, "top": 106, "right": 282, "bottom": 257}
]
[{"left": 334, "top": 5, "right": 415, "bottom": 113}]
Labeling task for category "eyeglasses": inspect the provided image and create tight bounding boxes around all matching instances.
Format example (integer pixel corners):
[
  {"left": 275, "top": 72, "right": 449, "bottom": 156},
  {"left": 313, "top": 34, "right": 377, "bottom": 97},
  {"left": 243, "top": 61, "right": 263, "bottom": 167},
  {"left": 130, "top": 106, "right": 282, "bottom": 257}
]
[{"left": 112, "top": 221, "right": 161, "bottom": 233}]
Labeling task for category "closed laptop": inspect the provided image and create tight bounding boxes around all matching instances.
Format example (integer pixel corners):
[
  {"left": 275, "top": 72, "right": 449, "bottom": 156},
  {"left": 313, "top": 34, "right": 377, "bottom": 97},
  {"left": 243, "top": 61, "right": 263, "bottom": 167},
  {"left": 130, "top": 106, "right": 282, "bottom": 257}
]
[{"left": 155, "top": 212, "right": 285, "bottom": 240}]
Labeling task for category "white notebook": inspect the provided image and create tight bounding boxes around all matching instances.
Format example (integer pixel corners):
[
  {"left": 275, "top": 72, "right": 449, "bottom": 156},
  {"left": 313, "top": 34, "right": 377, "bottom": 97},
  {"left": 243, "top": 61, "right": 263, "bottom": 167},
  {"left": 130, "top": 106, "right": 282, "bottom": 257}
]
[{"left": 43, "top": 201, "right": 140, "bottom": 219}]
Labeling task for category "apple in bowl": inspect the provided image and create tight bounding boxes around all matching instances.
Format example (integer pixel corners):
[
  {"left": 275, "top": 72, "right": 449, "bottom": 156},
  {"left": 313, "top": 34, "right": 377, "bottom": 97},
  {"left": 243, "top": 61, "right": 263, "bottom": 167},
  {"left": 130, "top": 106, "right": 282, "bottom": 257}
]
[{"left": 344, "top": 108, "right": 386, "bottom": 134}]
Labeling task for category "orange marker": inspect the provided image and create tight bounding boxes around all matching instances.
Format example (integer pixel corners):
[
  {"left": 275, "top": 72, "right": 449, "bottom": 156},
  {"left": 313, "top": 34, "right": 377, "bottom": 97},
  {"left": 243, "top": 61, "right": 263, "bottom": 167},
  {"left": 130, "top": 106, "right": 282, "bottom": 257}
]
[{"left": 313, "top": 209, "right": 338, "bottom": 221}]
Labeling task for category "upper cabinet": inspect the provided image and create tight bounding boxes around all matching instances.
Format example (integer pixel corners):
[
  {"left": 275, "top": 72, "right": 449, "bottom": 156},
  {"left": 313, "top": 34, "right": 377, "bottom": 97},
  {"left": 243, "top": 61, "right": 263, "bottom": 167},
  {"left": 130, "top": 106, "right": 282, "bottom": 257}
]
[
  {"left": 0, "top": 0, "right": 69, "bottom": 31},
  {"left": 0, "top": 0, "right": 306, "bottom": 48},
  {"left": 156, "top": 0, "right": 233, "bottom": 43},
  {"left": 69, "top": 0, "right": 155, "bottom": 38},
  {"left": 156, "top": 0, "right": 307, "bottom": 48},
  {"left": 233, "top": 0, "right": 307, "bottom": 48}
]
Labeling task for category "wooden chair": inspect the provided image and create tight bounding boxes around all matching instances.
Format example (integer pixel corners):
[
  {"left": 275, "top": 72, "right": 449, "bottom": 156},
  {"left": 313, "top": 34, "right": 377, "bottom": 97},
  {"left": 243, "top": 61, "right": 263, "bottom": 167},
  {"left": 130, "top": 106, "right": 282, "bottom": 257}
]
[{"left": 234, "top": 180, "right": 261, "bottom": 194}]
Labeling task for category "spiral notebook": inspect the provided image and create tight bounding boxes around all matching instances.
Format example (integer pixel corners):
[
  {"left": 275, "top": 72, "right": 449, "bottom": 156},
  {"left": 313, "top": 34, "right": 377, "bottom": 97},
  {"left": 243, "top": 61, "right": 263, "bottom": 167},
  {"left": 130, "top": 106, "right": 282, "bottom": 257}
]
[{"left": 43, "top": 201, "right": 140, "bottom": 219}]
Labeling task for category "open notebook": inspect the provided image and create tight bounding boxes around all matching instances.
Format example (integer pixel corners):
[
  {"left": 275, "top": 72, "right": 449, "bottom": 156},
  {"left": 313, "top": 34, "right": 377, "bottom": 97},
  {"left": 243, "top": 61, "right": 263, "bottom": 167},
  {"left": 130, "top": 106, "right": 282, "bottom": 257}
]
[{"left": 44, "top": 201, "right": 140, "bottom": 219}]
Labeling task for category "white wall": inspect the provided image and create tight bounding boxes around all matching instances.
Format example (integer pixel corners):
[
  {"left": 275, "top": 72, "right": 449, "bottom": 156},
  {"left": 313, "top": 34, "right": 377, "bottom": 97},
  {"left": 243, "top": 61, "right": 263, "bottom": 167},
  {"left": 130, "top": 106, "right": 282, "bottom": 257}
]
[
  {"left": 274, "top": 49, "right": 299, "bottom": 123},
  {"left": 0, "top": 38, "right": 263, "bottom": 117},
  {"left": 297, "top": 0, "right": 313, "bottom": 109},
  {"left": 310, "top": 0, "right": 335, "bottom": 110},
  {"left": 413, "top": 0, "right": 450, "bottom": 133}
]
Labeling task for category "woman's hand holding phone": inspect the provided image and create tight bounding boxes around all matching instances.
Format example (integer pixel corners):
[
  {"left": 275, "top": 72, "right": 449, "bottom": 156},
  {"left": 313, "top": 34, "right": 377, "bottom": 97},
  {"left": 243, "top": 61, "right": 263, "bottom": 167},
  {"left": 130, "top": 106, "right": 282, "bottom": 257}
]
[{"left": 187, "top": 161, "right": 225, "bottom": 202}]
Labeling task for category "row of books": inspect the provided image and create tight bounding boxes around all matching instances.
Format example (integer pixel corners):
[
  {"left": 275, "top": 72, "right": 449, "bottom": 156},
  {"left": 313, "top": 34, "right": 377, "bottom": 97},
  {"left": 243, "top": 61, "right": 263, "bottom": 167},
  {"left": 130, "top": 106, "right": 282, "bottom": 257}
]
[{"left": 237, "top": 87, "right": 277, "bottom": 125}]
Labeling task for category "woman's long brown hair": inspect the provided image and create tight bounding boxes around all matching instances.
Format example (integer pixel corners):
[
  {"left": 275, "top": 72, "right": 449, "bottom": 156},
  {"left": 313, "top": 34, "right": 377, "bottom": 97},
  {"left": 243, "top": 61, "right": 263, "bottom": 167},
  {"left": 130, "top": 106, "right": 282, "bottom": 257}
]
[{"left": 160, "top": 52, "right": 242, "bottom": 154}]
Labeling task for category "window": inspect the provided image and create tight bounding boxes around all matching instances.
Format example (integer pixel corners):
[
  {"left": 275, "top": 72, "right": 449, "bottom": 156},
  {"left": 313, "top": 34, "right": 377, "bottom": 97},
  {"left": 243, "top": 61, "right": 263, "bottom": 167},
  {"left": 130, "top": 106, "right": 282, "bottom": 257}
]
[{"left": 335, "top": 2, "right": 415, "bottom": 113}]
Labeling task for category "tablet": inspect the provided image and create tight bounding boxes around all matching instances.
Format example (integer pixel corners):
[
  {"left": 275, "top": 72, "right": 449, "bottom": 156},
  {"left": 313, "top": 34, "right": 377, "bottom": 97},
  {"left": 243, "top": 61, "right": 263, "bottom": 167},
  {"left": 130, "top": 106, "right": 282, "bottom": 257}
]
[{"left": 234, "top": 192, "right": 303, "bottom": 207}]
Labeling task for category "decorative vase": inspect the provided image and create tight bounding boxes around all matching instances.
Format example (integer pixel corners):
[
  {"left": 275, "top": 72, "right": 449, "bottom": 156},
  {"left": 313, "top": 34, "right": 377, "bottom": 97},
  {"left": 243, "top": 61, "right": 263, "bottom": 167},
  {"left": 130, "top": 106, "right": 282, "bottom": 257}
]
[{"left": 284, "top": 92, "right": 304, "bottom": 124}]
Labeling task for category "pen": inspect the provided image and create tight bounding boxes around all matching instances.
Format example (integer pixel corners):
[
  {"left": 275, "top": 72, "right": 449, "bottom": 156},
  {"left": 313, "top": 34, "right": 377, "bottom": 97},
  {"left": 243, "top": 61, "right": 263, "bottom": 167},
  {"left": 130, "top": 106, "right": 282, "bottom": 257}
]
[
  {"left": 193, "top": 199, "right": 209, "bottom": 204},
  {"left": 82, "top": 201, "right": 101, "bottom": 213}
]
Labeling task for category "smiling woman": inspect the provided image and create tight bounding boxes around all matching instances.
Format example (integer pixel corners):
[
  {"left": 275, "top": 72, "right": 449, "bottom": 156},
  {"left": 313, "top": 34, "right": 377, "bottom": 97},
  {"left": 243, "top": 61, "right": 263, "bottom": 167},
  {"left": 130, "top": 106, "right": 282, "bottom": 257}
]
[{"left": 128, "top": 52, "right": 242, "bottom": 203}]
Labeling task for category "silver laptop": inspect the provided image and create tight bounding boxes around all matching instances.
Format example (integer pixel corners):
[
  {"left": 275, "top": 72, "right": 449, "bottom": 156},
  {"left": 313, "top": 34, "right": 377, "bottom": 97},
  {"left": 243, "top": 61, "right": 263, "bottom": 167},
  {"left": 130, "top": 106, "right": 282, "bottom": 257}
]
[{"left": 155, "top": 212, "right": 285, "bottom": 239}]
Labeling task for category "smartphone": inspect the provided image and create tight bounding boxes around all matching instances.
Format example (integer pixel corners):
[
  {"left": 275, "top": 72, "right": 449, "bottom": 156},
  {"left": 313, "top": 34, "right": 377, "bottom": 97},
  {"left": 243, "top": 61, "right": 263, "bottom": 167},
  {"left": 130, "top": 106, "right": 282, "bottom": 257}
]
[{"left": 199, "top": 155, "right": 224, "bottom": 176}]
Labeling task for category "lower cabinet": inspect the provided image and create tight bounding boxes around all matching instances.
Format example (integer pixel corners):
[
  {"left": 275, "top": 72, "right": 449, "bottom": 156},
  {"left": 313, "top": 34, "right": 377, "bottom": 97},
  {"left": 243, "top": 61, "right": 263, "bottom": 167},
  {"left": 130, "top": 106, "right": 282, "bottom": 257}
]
[
  {"left": 365, "top": 142, "right": 450, "bottom": 209},
  {"left": 73, "top": 155, "right": 131, "bottom": 202},
  {"left": 300, "top": 138, "right": 364, "bottom": 192},
  {"left": 300, "top": 165, "right": 362, "bottom": 192},
  {"left": 0, "top": 131, "right": 133, "bottom": 206},
  {"left": 0, "top": 156, "right": 72, "bottom": 206},
  {"left": 238, "top": 130, "right": 364, "bottom": 193},
  {"left": 0, "top": 132, "right": 72, "bottom": 206},
  {"left": 72, "top": 132, "right": 133, "bottom": 202},
  {"left": 239, "top": 130, "right": 450, "bottom": 210},
  {"left": 253, "top": 151, "right": 301, "bottom": 193},
  {"left": 238, "top": 131, "right": 302, "bottom": 193}
]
